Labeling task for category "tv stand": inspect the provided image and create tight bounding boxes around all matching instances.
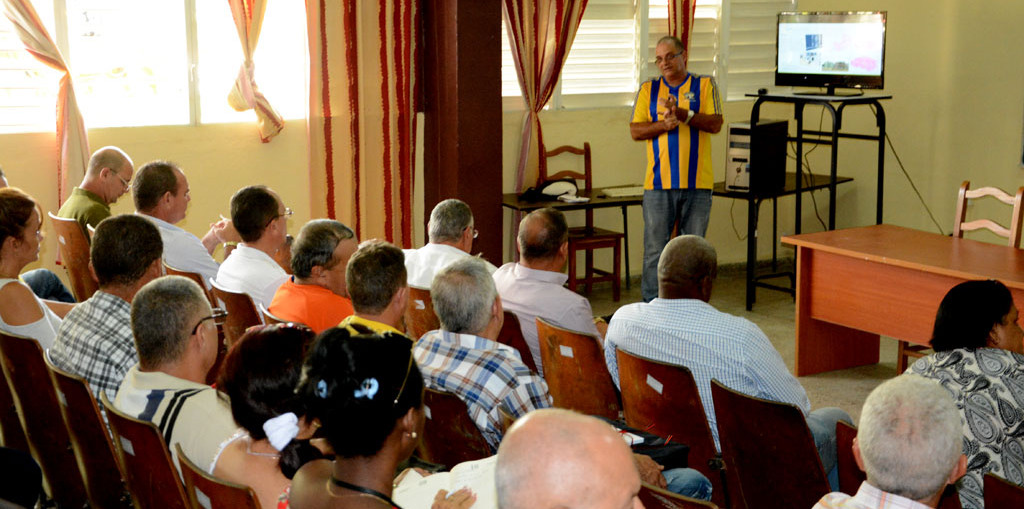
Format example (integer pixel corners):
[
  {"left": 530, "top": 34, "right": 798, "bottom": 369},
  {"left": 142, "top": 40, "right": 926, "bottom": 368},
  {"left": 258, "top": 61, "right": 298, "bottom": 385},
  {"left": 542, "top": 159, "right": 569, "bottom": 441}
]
[{"left": 793, "top": 86, "right": 865, "bottom": 97}]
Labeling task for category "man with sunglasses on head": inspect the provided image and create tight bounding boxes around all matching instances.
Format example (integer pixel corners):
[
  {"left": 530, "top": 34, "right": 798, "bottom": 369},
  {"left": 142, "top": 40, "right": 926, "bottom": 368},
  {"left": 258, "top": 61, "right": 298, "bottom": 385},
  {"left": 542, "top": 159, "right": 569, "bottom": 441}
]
[
  {"left": 215, "top": 185, "right": 292, "bottom": 309},
  {"left": 630, "top": 35, "right": 724, "bottom": 303},
  {"left": 57, "top": 146, "right": 135, "bottom": 239},
  {"left": 403, "top": 198, "right": 497, "bottom": 289}
]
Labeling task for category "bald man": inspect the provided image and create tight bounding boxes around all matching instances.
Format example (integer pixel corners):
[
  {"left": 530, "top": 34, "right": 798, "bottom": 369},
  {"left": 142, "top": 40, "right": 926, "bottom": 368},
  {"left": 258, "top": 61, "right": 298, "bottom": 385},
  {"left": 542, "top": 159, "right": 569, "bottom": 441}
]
[
  {"left": 57, "top": 146, "right": 134, "bottom": 237},
  {"left": 496, "top": 409, "right": 644, "bottom": 509}
]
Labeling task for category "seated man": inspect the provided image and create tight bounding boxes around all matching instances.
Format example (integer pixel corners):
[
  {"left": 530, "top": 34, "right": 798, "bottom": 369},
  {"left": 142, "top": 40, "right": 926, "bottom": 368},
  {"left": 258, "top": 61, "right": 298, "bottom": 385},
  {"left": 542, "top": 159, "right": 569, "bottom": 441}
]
[
  {"left": 57, "top": 146, "right": 134, "bottom": 237},
  {"left": 215, "top": 185, "right": 291, "bottom": 309},
  {"left": 404, "top": 198, "right": 496, "bottom": 288},
  {"left": 603, "top": 235, "right": 851, "bottom": 489},
  {"left": 134, "top": 161, "right": 236, "bottom": 284},
  {"left": 814, "top": 375, "right": 966, "bottom": 509},
  {"left": 339, "top": 240, "right": 409, "bottom": 335},
  {"left": 268, "top": 219, "right": 357, "bottom": 333},
  {"left": 51, "top": 215, "right": 163, "bottom": 402},
  {"left": 493, "top": 207, "right": 605, "bottom": 375},
  {"left": 114, "top": 276, "right": 238, "bottom": 474}
]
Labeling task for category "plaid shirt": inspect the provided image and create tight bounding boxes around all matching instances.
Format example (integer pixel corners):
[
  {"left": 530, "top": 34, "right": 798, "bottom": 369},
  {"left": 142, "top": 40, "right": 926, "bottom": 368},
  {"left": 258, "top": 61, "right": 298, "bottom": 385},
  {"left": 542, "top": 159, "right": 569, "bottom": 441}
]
[
  {"left": 51, "top": 291, "right": 137, "bottom": 402},
  {"left": 814, "top": 482, "right": 934, "bottom": 509},
  {"left": 414, "top": 329, "right": 552, "bottom": 450}
]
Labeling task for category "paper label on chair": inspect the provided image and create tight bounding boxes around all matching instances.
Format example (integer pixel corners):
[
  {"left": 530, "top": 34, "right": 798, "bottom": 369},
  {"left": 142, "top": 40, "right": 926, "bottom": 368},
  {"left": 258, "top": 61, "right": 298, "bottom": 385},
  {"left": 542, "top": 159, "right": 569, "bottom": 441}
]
[
  {"left": 196, "top": 489, "right": 212, "bottom": 509},
  {"left": 120, "top": 436, "right": 135, "bottom": 456},
  {"left": 559, "top": 345, "right": 574, "bottom": 358},
  {"left": 414, "top": 299, "right": 426, "bottom": 310},
  {"left": 56, "top": 389, "right": 67, "bottom": 407},
  {"left": 646, "top": 374, "right": 664, "bottom": 395},
  {"left": 424, "top": 405, "right": 432, "bottom": 420}
]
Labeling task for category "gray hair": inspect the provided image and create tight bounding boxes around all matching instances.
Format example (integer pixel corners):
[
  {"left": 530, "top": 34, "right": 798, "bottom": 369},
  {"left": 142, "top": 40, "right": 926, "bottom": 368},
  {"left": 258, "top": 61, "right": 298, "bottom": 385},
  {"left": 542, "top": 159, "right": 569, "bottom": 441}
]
[
  {"left": 859, "top": 375, "right": 963, "bottom": 500},
  {"left": 431, "top": 257, "right": 496, "bottom": 334},
  {"left": 517, "top": 208, "right": 567, "bottom": 261},
  {"left": 290, "top": 219, "right": 356, "bottom": 278},
  {"left": 428, "top": 199, "right": 474, "bottom": 244},
  {"left": 131, "top": 276, "right": 211, "bottom": 369},
  {"left": 658, "top": 235, "right": 717, "bottom": 284},
  {"left": 657, "top": 35, "right": 685, "bottom": 52}
]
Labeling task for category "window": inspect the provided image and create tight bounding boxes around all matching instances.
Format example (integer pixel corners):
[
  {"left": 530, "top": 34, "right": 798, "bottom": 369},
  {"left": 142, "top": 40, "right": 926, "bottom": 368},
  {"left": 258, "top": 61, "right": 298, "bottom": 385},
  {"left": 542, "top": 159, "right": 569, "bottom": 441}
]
[{"left": 0, "top": 0, "right": 306, "bottom": 133}]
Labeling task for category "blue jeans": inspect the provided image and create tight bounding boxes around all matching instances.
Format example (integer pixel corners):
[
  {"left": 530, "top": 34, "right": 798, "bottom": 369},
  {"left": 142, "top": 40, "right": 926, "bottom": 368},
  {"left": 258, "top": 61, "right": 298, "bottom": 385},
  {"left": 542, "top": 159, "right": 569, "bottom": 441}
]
[
  {"left": 642, "top": 189, "right": 713, "bottom": 302},
  {"left": 806, "top": 407, "right": 852, "bottom": 492},
  {"left": 21, "top": 269, "right": 76, "bottom": 303},
  {"left": 664, "top": 467, "right": 713, "bottom": 501}
]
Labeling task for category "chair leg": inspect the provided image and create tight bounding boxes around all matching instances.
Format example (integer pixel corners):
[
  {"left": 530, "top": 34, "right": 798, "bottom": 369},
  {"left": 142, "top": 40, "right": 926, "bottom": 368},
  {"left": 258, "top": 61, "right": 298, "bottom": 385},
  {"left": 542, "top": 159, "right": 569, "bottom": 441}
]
[
  {"left": 896, "top": 341, "right": 908, "bottom": 373},
  {"left": 585, "top": 249, "right": 594, "bottom": 294},
  {"left": 567, "top": 247, "right": 578, "bottom": 293},
  {"left": 612, "top": 239, "right": 621, "bottom": 302}
]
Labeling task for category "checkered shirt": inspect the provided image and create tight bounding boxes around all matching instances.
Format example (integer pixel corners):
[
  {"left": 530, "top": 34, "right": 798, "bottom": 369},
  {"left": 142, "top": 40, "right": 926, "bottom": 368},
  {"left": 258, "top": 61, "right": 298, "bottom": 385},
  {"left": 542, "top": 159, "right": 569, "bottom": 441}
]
[
  {"left": 814, "top": 482, "right": 934, "bottom": 509},
  {"left": 414, "top": 329, "right": 552, "bottom": 450},
  {"left": 50, "top": 291, "right": 137, "bottom": 402}
]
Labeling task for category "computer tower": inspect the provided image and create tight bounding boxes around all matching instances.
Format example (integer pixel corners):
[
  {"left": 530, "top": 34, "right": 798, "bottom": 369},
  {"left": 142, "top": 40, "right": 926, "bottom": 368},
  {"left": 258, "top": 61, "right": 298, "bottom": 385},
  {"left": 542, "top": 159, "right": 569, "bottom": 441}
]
[{"left": 725, "top": 120, "right": 788, "bottom": 194}]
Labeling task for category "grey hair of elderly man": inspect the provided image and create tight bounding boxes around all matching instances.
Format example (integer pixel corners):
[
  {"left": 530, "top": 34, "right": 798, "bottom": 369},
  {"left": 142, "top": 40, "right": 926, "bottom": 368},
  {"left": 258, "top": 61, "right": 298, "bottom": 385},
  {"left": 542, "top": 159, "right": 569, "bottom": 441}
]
[
  {"left": 428, "top": 198, "right": 474, "bottom": 245},
  {"left": 131, "top": 276, "right": 215, "bottom": 382},
  {"left": 854, "top": 375, "right": 966, "bottom": 506},
  {"left": 430, "top": 257, "right": 502, "bottom": 337},
  {"left": 496, "top": 408, "right": 644, "bottom": 509}
]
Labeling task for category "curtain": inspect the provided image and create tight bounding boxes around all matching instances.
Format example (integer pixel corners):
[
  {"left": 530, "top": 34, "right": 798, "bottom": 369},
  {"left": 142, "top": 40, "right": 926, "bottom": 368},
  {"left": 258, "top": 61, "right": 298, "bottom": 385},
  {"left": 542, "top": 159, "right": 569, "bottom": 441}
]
[
  {"left": 227, "top": 0, "right": 284, "bottom": 143},
  {"left": 305, "top": 0, "right": 417, "bottom": 246},
  {"left": 668, "top": 0, "right": 697, "bottom": 65},
  {"left": 3, "top": 0, "right": 89, "bottom": 205},
  {"left": 503, "top": 0, "right": 588, "bottom": 192}
]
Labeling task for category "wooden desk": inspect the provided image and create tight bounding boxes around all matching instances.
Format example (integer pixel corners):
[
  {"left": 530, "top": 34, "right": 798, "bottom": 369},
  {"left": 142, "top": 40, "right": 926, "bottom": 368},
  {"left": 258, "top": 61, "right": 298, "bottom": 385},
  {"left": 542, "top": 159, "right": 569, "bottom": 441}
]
[{"left": 782, "top": 224, "right": 1024, "bottom": 376}]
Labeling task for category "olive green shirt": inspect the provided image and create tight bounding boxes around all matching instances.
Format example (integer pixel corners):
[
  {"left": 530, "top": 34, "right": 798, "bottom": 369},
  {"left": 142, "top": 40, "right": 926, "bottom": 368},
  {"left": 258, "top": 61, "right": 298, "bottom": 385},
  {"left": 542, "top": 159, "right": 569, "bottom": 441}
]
[{"left": 56, "top": 187, "right": 110, "bottom": 239}]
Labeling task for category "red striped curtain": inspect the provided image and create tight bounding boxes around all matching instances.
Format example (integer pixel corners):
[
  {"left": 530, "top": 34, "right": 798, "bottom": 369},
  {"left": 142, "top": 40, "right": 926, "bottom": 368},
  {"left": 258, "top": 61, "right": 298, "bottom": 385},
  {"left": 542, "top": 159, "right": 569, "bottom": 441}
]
[
  {"left": 305, "top": 0, "right": 417, "bottom": 246},
  {"left": 227, "top": 0, "right": 284, "bottom": 142},
  {"left": 3, "top": 0, "right": 89, "bottom": 205},
  {"left": 668, "top": 0, "right": 697, "bottom": 64},
  {"left": 503, "top": 0, "right": 588, "bottom": 192}
]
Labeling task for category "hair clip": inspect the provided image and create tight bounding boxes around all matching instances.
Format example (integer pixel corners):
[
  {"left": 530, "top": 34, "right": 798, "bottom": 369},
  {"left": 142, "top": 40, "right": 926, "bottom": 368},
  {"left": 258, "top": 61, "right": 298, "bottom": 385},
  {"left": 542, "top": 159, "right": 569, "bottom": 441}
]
[
  {"left": 316, "top": 379, "right": 328, "bottom": 399},
  {"left": 354, "top": 378, "right": 379, "bottom": 400}
]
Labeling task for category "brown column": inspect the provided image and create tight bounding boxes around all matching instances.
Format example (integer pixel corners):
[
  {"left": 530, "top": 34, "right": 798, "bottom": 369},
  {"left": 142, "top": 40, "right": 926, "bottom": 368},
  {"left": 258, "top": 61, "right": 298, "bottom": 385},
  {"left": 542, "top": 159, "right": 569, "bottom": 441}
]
[{"left": 421, "top": 0, "right": 503, "bottom": 264}]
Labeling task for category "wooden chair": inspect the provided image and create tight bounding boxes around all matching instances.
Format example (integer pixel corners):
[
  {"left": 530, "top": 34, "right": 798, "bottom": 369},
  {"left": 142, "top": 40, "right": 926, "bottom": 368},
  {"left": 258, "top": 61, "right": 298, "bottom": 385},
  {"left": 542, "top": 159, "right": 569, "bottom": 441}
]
[
  {"left": 209, "top": 278, "right": 264, "bottom": 347},
  {"left": 897, "top": 180, "right": 1024, "bottom": 372},
  {"left": 536, "top": 317, "right": 621, "bottom": 420},
  {"left": 48, "top": 211, "right": 98, "bottom": 302},
  {"left": 836, "top": 420, "right": 863, "bottom": 495},
  {"left": 984, "top": 473, "right": 1024, "bottom": 507},
  {"left": 176, "top": 444, "right": 261, "bottom": 509},
  {"left": 46, "top": 358, "right": 133, "bottom": 508},
  {"left": 497, "top": 311, "right": 538, "bottom": 373},
  {"left": 165, "top": 263, "right": 218, "bottom": 307},
  {"left": 101, "top": 393, "right": 190, "bottom": 509},
  {"left": 418, "top": 387, "right": 493, "bottom": 470},
  {"left": 617, "top": 350, "right": 729, "bottom": 509},
  {"left": 0, "top": 367, "right": 28, "bottom": 452},
  {"left": 0, "top": 332, "right": 89, "bottom": 509},
  {"left": 405, "top": 286, "right": 440, "bottom": 339},
  {"left": 539, "top": 142, "right": 623, "bottom": 301},
  {"left": 710, "top": 379, "right": 829, "bottom": 509},
  {"left": 639, "top": 483, "right": 719, "bottom": 509}
]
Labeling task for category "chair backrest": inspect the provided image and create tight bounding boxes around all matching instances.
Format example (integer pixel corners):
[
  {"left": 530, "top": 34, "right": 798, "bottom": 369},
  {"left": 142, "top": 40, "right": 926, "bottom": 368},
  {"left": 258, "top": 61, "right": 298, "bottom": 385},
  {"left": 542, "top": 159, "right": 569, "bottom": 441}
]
[
  {"left": 835, "top": 420, "right": 864, "bottom": 496},
  {"left": 536, "top": 317, "right": 621, "bottom": 420},
  {"left": 984, "top": 473, "right": 1024, "bottom": 507},
  {"left": 617, "top": 349, "right": 727, "bottom": 508},
  {"left": 497, "top": 311, "right": 538, "bottom": 373},
  {"left": 48, "top": 211, "right": 98, "bottom": 302},
  {"left": 176, "top": 443, "right": 261, "bottom": 509},
  {"left": 405, "top": 286, "right": 440, "bottom": 339},
  {"left": 639, "top": 483, "right": 719, "bottom": 509},
  {"left": 209, "top": 278, "right": 264, "bottom": 347},
  {"left": 538, "top": 143, "right": 595, "bottom": 229},
  {"left": 710, "top": 379, "right": 829, "bottom": 509},
  {"left": 953, "top": 180, "right": 1024, "bottom": 247},
  {"left": 46, "top": 357, "right": 133, "bottom": 508},
  {"left": 101, "top": 393, "right": 190, "bottom": 509},
  {"left": 0, "top": 366, "right": 29, "bottom": 452},
  {"left": 165, "top": 263, "right": 218, "bottom": 307},
  {"left": 0, "top": 332, "right": 89, "bottom": 509},
  {"left": 258, "top": 302, "right": 288, "bottom": 326},
  {"left": 418, "top": 387, "right": 493, "bottom": 470}
]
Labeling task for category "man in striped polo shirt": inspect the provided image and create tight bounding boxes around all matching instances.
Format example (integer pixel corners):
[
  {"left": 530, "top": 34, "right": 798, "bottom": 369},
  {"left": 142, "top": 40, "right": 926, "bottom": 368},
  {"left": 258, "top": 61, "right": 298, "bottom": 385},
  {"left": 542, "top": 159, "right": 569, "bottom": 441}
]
[{"left": 630, "top": 35, "right": 723, "bottom": 302}]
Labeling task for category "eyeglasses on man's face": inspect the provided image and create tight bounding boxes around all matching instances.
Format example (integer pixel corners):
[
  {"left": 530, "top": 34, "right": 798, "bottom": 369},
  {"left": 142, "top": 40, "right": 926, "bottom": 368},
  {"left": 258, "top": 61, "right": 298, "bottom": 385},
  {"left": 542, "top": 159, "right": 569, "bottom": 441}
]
[
  {"left": 191, "top": 308, "right": 229, "bottom": 335},
  {"left": 655, "top": 51, "right": 684, "bottom": 65}
]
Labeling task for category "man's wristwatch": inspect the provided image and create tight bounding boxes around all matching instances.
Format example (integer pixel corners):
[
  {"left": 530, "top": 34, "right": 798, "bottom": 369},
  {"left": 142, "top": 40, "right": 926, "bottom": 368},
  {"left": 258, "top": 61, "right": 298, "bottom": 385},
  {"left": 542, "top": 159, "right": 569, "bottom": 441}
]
[{"left": 684, "top": 109, "right": 695, "bottom": 124}]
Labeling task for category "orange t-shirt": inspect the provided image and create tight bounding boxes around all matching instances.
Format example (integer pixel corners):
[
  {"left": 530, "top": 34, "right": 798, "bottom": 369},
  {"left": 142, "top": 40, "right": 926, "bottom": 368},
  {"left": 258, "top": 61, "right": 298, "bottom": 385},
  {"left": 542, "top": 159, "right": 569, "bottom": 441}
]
[{"left": 267, "top": 278, "right": 354, "bottom": 333}]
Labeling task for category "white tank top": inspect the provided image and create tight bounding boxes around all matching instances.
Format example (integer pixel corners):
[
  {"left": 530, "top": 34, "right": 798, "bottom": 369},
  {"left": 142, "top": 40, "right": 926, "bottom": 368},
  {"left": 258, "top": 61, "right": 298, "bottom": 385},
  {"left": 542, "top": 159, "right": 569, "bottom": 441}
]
[{"left": 0, "top": 278, "right": 62, "bottom": 351}]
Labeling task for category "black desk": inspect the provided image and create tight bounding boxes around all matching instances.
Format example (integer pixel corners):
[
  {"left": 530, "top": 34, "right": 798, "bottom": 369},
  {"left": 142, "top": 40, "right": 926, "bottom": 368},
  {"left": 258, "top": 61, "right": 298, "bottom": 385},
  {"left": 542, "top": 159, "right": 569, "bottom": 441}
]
[
  {"left": 714, "top": 173, "right": 854, "bottom": 310},
  {"left": 502, "top": 190, "right": 642, "bottom": 288}
]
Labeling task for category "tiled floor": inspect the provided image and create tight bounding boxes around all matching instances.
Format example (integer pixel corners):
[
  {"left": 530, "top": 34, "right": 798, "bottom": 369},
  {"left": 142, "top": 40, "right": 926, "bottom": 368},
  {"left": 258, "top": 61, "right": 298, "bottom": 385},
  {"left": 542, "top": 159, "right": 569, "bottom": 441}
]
[{"left": 586, "top": 265, "right": 898, "bottom": 424}]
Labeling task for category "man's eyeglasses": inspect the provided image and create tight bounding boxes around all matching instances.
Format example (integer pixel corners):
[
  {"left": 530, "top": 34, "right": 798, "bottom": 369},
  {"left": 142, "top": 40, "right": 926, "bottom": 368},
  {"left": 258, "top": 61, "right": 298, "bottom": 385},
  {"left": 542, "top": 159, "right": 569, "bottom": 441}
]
[
  {"left": 265, "top": 207, "right": 294, "bottom": 228},
  {"left": 191, "top": 308, "right": 229, "bottom": 335},
  {"left": 655, "top": 51, "right": 683, "bottom": 65},
  {"left": 465, "top": 226, "right": 479, "bottom": 239},
  {"left": 115, "top": 173, "right": 131, "bottom": 190}
]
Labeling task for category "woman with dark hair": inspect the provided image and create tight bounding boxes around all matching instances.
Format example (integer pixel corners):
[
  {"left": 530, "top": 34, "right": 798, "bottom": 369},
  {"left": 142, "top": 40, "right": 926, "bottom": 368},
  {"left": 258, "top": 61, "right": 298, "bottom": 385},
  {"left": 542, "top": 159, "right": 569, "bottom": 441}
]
[
  {"left": 908, "top": 279, "right": 1024, "bottom": 509},
  {"left": 214, "top": 324, "right": 325, "bottom": 509},
  {"left": 0, "top": 187, "right": 72, "bottom": 348},
  {"left": 288, "top": 326, "right": 474, "bottom": 509}
]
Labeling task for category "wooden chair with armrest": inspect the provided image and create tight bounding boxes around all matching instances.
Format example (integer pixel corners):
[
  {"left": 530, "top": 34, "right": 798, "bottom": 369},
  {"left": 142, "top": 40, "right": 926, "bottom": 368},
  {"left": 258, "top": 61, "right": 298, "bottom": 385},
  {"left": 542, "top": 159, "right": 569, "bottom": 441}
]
[
  {"left": 209, "top": 278, "right": 264, "bottom": 348},
  {"left": 48, "top": 211, "right": 98, "bottom": 302},
  {"left": 709, "top": 379, "right": 829, "bottom": 509},
  {"left": 258, "top": 302, "right": 295, "bottom": 327},
  {"left": 405, "top": 286, "right": 440, "bottom": 339},
  {"left": 897, "top": 180, "right": 1024, "bottom": 372},
  {"left": 46, "top": 357, "right": 133, "bottom": 508},
  {"left": 417, "top": 387, "right": 493, "bottom": 470},
  {"left": 497, "top": 311, "right": 538, "bottom": 373},
  {"left": 164, "top": 263, "right": 218, "bottom": 308},
  {"left": 539, "top": 142, "right": 624, "bottom": 301},
  {"left": 101, "top": 393, "right": 190, "bottom": 509},
  {"left": 176, "top": 443, "right": 261, "bottom": 509},
  {"left": 536, "top": 317, "right": 621, "bottom": 420},
  {"left": 0, "top": 332, "right": 89, "bottom": 509},
  {"left": 984, "top": 473, "right": 1024, "bottom": 507},
  {"left": 0, "top": 367, "right": 28, "bottom": 453},
  {"left": 617, "top": 349, "right": 729, "bottom": 509},
  {"left": 639, "top": 483, "right": 719, "bottom": 509}
]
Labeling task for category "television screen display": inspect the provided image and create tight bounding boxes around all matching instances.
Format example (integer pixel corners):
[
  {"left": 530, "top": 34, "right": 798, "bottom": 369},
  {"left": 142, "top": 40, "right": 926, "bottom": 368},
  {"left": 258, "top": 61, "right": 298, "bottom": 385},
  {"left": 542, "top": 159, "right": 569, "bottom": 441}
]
[{"left": 776, "top": 12, "right": 886, "bottom": 95}]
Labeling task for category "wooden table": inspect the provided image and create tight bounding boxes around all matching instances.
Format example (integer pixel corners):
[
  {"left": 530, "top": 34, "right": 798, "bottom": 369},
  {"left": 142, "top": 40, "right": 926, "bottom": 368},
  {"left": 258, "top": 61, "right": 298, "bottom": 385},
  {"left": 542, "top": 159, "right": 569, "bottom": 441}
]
[{"left": 782, "top": 224, "right": 1024, "bottom": 376}]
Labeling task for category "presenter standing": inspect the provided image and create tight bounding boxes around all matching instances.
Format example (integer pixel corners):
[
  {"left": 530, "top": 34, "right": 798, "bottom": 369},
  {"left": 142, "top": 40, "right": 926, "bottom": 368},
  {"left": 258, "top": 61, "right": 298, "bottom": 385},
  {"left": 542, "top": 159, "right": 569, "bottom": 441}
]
[{"left": 630, "top": 36, "right": 723, "bottom": 302}]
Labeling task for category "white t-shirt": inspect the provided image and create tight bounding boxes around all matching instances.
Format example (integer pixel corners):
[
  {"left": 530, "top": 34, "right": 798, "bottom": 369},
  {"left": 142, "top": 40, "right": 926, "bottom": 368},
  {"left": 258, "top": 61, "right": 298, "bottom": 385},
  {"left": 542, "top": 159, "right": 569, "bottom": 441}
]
[{"left": 215, "top": 244, "right": 289, "bottom": 310}]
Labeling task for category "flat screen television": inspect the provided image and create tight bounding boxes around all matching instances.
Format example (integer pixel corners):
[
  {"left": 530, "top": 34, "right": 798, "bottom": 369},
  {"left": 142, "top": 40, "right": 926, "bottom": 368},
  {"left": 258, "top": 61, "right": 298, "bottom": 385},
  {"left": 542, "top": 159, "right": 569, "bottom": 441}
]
[{"left": 776, "top": 11, "right": 886, "bottom": 96}]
